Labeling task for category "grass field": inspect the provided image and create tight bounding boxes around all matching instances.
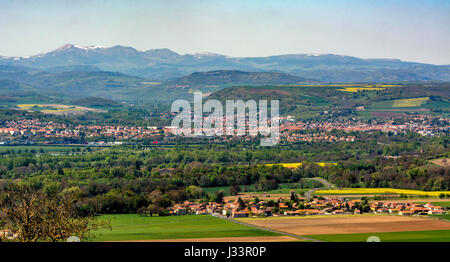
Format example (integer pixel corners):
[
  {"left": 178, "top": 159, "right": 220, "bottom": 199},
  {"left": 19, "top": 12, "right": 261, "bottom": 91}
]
[
  {"left": 432, "top": 214, "right": 450, "bottom": 221},
  {"left": 365, "top": 96, "right": 442, "bottom": 113},
  {"left": 304, "top": 230, "right": 450, "bottom": 242},
  {"left": 16, "top": 103, "right": 105, "bottom": 115},
  {"left": 0, "top": 145, "right": 91, "bottom": 153},
  {"left": 93, "top": 214, "right": 280, "bottom": 241},
  {"left": 237, "top": 214, "right": 380, "bottom": 221},
  {"left": 203, "top": 180, "right": 321, "bottom": 196},
  {"left": 238, "top": 214, "right": 450, "bottom": 242},
  {"left": 258, "top": 187, "right": 311, "bottom": 195},
  {"left": 392, "top": 97, "right": 429, "bottom": 107},
  {"left": 315, "top": 188, "right": 450, "bottom": 197},
  {"left": 417, "top": 201, "right": 450, "bottom": 208}
]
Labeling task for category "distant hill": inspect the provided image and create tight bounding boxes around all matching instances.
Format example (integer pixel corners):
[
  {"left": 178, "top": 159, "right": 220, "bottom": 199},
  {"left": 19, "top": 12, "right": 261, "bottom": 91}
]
[
  {"left": 0, "top": 79, "right": 54, "bottom": 103},
  {"left": 208, "top": 83, "right": 450, "bottom": 119},
  {"left": 0, "top": 65, "right": 157, "bottom": 103},
  {"left": 71, "top": 97, "right": 121, "bottom": 107},
  {"left": 47, "top": 65, "right": 102, "bottom": 73},
  {"left": 208, "top": 84, "right": 347, "bottom": 117},
  {"left": 1, "top": 62, "right": 449, "bottom": 108},
  {"left": 166, "top": 70, "right": 316, "bottom": 88},
  {"left": 1, "top": 44, "right": 449, "bottom": 82},
  {"left": 0, "top": 65, "right": 317, "bottom": 103},
  {"left": 0, "top": 79, "right": 35, "bottom": 92}
]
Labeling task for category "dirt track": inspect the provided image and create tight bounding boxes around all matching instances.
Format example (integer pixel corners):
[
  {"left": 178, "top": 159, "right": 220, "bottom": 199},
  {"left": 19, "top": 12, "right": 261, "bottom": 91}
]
[
  {"left": 431, "top": 158, "right": 450, "bottom": 167},
  {"left": 243, "top": 215, "right": 450, "bottom": 236}
]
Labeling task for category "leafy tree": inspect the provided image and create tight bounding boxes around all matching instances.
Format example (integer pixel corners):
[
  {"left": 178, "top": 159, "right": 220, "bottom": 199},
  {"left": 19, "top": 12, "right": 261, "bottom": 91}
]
[
  {"left": 186, "top": 185, "right": 203, "bottom": 199},
  {"left": 237, "top": 197, "right": 246, "bottom": 210},
  {"left": 229, "top": 183, "right": 241, "bottom": 196},
  {"left": 212, "top": 190, "right": 224, "bottom": 204},
  {"left": 0, "top": 184, "right": 110, "bottom": 242}
]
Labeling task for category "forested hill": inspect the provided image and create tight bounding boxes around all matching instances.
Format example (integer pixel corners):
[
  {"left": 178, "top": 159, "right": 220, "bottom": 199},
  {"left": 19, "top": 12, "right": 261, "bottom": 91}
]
[
  {"left": 165, "top": 70, "right": 316, "bottom": 88},
  {"left": 208, "top": 83, "right": 450, "bottom": 119}
]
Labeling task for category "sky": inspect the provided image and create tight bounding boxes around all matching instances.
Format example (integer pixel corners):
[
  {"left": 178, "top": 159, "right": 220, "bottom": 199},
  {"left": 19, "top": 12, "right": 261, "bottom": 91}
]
[{"left": 0, "top": 0, "right": 449, "bottom": 64}]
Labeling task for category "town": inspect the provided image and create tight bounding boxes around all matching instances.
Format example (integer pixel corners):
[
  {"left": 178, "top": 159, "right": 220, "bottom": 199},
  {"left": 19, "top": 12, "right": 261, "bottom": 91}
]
[
  {"left": 0, "top": 114, "right": 448, "bottom": 145},
  {"left": 168, "top": 194, "right": 447, "bottom": 218}
]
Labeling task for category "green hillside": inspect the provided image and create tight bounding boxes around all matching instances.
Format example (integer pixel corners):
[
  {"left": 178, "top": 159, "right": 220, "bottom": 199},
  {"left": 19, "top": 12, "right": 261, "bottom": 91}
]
[{"left": 208, "top": 83, "right": 450, "bottom": 119}]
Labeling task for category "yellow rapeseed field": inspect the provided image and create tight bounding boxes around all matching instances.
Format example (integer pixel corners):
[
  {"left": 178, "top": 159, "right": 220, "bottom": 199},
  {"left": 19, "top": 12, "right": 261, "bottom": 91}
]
[
  {"left": 141, "top": 82, "right": 161, "bottom": 85},
  {"left": 287, "top": 84, "right": 364, "bottom": 87},
  {"left": 379, "top": 84, "right": 402, "bottom": 87},
  {"left": 265, "top": 162, "right": 337, "bottom": 168},
  {"left": 315, "top": 188, "right": 450, "bottom": 197},
  {"left": 339, "top": 87, "right": 385, "bottom": 92},
  {"left": 17, "top": 104, "right": 42, "bottom": 110},
  {"left": 41, "top": 109, "right": 71, "bottom": 113}
]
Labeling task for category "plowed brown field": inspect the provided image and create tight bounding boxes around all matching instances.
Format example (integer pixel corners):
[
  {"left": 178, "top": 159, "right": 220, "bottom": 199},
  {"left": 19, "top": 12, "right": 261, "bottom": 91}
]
[{"left": 242, "top": 215, "right": 450, "bottom": 235}]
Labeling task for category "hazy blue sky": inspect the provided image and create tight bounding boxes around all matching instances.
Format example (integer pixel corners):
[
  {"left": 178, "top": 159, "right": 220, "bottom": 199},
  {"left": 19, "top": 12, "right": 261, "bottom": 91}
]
[{"left": 1, "top": 0, "right": 449, "bottom": 64}]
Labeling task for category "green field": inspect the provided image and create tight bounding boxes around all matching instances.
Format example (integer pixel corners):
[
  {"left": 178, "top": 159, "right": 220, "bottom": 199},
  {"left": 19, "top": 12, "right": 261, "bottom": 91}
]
[
  {"left": 314, "top": 188, "right": 450, "bottom": 197},
  {"left": 392, "top": 97, "right": 429, "bottom": 107},
  {"left": 0, "top": 145, "right": 90, "bottom": 153},
  {"left": 366, "top": 96, "right": 450, "bottom": 114},
  {"left": 93, "top": 214, "right": 280, "bottom": 241},
  {"left": 236, "top": 214, "right": 381, "bottom": 222},
  {"left": 432, "top": 214, "right": 450, "bottom": 221},
  {"left": 202, "top": 186, "right": 234, "bottom": 196},
  {"left": 304, "top": 230, "right": 450, "bottom": 242},
  {"left": 417, "top": 201, "right": 450, "bottom": 208},
  {"left": 259, "top": 188, "right": 310, "bottom": 195},
  {"left": 203, "top": 180, "right": 320, "bottom": 196}
]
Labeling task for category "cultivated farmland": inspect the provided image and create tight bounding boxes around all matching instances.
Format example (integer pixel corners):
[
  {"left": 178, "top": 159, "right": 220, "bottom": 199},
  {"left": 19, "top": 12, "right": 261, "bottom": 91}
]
[
  {"left": 238, "top": 215, "right": 450, "bottom": 236},
  {"left": 392, "top": 97, "right": 430, "bottom": 107},
  {"left": 265, "top": 162, "right": 337, "bottom": 168},
  {"left": 305, "top": 230, "right": 450, "bottom": 242},
  {"left": 17, "top": 103, "right": 106, "bottom": 115},
  {"left": 93, "top": 214, "right": 281, "bottom": 242},
  {"left": 431, "top": 158, "right": 450, "bottom": 167},
  {"left": 314, "top": 188, "right": 450, "bottom": 197}
]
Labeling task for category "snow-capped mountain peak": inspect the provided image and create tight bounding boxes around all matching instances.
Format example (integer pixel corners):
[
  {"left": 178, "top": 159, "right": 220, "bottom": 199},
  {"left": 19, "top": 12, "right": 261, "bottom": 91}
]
[
  {"left": 193, "top": 52, "right": 223, "bottom": 58},
  {"left": 55, "top": 44, "right": 104, "bottom": 51},
  {"left": 73, "top": 44, "right": 105, "bottom": 50}
]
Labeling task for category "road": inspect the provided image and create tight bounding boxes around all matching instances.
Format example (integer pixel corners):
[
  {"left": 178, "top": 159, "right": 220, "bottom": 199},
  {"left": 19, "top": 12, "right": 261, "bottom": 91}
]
[
  {"left": 213, "top": 214, "right": 322, "bottom": 242},
  {"left": 304, "top": 177, "right": 335, "bottom": 199},
  {"left": 212, "top": 177, "right": 336, "bottom": 242}
]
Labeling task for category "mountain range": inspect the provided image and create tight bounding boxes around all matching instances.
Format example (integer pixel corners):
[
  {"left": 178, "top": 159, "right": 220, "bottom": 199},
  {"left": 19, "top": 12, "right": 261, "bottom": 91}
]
[
  {"left": 1, "top": 44, "right": 449, "bottom": 82},
  {"left": 166, "top": 70, "right": 315, "bottom": 88},
  {"left": 0, "top": 65, "right": 311, "bottom": 103}
]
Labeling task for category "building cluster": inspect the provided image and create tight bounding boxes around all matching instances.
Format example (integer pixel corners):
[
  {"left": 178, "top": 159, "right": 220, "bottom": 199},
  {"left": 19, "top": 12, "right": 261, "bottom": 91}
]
[
  {"left": 370, "top": 201, "right": 446, "bottom": 216},
  {"left": 0, "top": 119, "right": 161, "bottom": 142},
  {"left": 281, "top": 115, "right": 449, "bottom": 138},
  {"left": 0, "top": 114, "right": 448, "bottom": 144},
  {"left": 0, "top": 229, "right": 18, "bottom": 240},
  {"left": 168, "top": 197, "right": 447, "bottom": 218},
  {"left": 0, "top": 119, "right": 67, "bottom": 136},
  {"left": 284, "top": 132, "right": 356, "bottom": 143}
]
